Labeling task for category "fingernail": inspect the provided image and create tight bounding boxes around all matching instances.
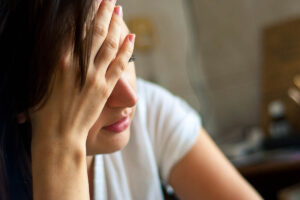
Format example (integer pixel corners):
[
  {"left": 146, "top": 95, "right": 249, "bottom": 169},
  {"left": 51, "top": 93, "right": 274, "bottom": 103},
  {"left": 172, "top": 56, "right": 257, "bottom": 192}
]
[
  {"left": 114, "top": 6, "right": 122, "bottom": 17},
  {"left": 108, "top": 0, "right": 116, "bottom": 3},
  {"left": 128, "top": 34, "right": 136, "bottom": 43}
]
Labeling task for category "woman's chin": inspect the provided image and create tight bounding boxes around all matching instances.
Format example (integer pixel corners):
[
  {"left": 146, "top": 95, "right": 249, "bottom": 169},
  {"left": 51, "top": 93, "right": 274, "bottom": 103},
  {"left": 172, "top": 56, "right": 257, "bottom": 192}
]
[{"left": 86, "top": 127, "right": 131, "bottom": 155}]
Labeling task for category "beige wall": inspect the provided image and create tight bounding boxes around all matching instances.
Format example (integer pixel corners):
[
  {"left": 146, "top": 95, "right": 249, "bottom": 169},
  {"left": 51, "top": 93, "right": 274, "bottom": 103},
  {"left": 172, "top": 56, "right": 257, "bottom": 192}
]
[
  {"left": 191, "top": 0, "right": 300, "bottom": 137},
  {"left": 123, "top": 0, "right": 300, "bottom": 137},
  {"left": 122, "top": 0, "right": 213, "bottom": 131}
]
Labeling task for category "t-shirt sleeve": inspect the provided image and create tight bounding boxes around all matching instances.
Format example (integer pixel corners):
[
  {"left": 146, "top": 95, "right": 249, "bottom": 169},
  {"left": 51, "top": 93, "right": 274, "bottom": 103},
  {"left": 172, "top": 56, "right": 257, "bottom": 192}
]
[{"left": 139, "top": 80, "right": 202, "bottom": 183}]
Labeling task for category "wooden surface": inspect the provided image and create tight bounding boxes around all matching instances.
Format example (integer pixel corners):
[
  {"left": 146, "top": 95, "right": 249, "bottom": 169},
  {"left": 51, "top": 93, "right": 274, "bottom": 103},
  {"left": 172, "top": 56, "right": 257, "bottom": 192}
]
[
  {"left": 234, "top": 149, "right": 300, "bottom": 199},
  {"left": 234, "top": 149, "right": 300, "bottom": 175}
]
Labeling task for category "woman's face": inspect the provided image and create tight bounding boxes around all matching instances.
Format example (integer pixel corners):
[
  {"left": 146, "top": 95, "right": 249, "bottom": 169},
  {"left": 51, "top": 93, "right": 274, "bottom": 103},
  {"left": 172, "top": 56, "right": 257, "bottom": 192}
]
[{"left": 86, "top": 21, "right": 138, "bottom": 155}]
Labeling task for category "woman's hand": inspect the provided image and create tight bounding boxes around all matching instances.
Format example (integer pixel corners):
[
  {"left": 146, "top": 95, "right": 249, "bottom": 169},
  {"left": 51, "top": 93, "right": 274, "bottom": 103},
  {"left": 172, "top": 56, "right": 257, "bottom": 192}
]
[
  {"left": 30, "top": 1, "right": 135, "bottom": 199},
  {"left": 30, "top": 0, "right": 135, "bottom": 148}
]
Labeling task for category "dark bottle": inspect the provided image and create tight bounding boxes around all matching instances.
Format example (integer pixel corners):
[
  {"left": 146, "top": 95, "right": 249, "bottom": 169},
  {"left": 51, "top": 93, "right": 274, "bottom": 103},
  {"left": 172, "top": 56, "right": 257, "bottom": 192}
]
[{"left": 268, "top": 100, "right": 291, "bottom": 138}]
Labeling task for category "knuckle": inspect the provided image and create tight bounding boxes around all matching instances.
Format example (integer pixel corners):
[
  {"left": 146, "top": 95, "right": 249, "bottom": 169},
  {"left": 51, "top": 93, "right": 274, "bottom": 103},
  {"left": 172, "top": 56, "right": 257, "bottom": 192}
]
[
  {"left": 125, "top": 47, "right": 133, "bottom": 57},
  {"left": 88, "top": 74, "right": 98, "bottom": 87},
  {"left": 103, "top": 1, "right": 115, "bottom": 13},
  {"left": 101, "top": 86, "right": 110, "bottom": 98},
  {"left": 88, "top": 74, "right": 110, "bottom": 96},
  {"left": 113, "top": 17, "right": 122, "bottom": 27},
  {"left": 88, "top": 74, "right": 102, "bottom": 89},
  {"left": 104, "top": 38, "right": 119, "bottom": 51},
  {"left": 123, "top": 42, "right": 134, "bottom": 56},
  {"left": 110, "top": 59, "right": 126, "bottom": 78},
  {"left": 94, "top": 25, "right": 107, "bottom": 39},
  {"left": 116, "top": 59, "right": 126, "bottom": 72},
  {"left": 95, "top": 49, "right": 112, "bottom": 65}
]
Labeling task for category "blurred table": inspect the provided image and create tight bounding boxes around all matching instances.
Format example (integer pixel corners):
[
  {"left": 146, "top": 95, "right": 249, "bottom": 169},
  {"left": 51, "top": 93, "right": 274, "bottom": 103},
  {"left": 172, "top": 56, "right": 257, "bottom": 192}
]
[{"left": 232, "top": 149, "right": 300, "bottom": 200}]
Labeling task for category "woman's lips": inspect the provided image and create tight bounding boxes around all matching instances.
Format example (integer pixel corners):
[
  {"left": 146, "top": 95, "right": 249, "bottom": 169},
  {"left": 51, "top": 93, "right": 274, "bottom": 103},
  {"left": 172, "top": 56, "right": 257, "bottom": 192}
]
[{"left": 103, "top": 116, "right": 130, "bottom": 133}]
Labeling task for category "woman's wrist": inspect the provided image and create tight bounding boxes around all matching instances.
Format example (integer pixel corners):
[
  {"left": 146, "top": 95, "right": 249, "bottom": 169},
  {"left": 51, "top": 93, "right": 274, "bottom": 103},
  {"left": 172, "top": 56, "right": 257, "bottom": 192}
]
[
  {"left": 31, "top": 131, "right": 89, "bottom": 200},
  {"left": 31, "top": 128, "right": 88, "bottom": 166},
  {"left": 31, "top": 138, "right": 87, "bottom": 170},
  {"left": 31, "top": 137, "right": 86, "bottom": 158}
]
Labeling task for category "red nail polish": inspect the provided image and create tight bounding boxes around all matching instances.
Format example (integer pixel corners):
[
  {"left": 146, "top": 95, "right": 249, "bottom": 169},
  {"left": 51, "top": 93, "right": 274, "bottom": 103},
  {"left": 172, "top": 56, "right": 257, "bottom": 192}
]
[
  {"left": 114, "top": 6, "right": 122, "bottom": 16},
  {"left": 128, "top": 34, "right": 136, "bottom": 43}
]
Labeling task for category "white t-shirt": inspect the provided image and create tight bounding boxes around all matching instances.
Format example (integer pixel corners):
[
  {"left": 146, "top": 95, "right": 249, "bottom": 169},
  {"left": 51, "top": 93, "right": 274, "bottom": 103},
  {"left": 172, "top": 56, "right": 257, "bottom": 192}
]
[{"left": 93, "top": 79, "right": 202, "bottom": 200}]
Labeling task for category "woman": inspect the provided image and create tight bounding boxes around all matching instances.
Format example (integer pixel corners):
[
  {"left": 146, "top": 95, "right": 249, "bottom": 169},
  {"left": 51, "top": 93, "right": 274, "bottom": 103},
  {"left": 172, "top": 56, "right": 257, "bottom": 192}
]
[{"left": 0, "top": 0, "right": 262, "bottom": 199}]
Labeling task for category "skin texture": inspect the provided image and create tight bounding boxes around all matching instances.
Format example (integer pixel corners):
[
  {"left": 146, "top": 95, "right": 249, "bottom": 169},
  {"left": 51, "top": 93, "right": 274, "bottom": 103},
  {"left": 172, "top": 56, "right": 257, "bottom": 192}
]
[
  {"left": 169, "top": 129, "right": 263, "bottom": 200},
  {"left": 86, "top": 20, "right": 137, "bottom": 199},
  {"left": 85, "top": 22, "right": 263, "bottom": 199},
  {"left": 86, "top": 25, "right": 137, "bottom": 155},
  {"left": 29, "top": 1, "right": 263, "bottom": 199},
  {"left": 30, "top": 0, "right": 136, "bottom": 199}
]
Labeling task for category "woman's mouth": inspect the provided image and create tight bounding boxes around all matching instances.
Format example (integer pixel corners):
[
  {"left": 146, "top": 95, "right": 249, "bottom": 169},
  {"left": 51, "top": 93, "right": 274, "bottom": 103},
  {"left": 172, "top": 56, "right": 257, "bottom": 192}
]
[{"left": 103, "top": 116, "right": 130, "bottom": 133}]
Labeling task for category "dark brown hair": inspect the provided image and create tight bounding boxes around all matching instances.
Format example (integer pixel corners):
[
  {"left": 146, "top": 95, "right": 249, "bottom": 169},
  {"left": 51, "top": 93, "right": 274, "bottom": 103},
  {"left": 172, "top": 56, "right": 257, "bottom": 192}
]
[{"left": 0, "top": 0, "right": 95, "bottom": 199}]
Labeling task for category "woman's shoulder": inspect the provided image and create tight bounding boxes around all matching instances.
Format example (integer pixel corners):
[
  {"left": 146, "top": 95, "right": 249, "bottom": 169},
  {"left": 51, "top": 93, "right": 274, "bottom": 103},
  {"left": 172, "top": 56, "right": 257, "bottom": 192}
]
[{"left": 133, "top": 79, "right": 202, "bottom": 182}]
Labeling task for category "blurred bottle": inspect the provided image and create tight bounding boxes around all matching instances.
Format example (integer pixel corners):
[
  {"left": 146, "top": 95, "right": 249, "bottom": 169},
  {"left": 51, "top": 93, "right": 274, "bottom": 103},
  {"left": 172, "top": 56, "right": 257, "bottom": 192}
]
[{"left": 268, "top": 100, "right": 291, "bottom": 138}]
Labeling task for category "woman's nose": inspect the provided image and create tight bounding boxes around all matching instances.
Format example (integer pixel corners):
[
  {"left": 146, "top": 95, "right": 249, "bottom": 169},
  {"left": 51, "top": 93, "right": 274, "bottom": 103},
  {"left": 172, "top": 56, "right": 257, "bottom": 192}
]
[{"left": 106, "top": 77, "right": 137, "bottom": 108}]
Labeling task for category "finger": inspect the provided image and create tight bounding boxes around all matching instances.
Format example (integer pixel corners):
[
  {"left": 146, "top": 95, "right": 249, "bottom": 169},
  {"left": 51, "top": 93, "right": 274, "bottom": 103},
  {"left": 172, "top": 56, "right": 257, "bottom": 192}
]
[
  {"left": 94, "top": 6, "right": 123, "bottom": 72},
  {"left": 106, "top": 34, "right": 135, "bottom": 84},
  {"left": 90, "top": 0, "right": 117, "bottom": 60},
  {"left": 118, "top": 19, "right": 130, "bottom": 46}
]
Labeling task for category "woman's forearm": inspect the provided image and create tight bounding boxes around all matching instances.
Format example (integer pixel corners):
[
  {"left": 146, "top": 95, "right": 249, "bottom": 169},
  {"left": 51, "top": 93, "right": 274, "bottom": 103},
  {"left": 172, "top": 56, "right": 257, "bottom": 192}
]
[
  {"left": 31, "top": 137, "right": 89, "bottom": 200},
  {"left": 27, "top": 1, "right": 130, "bottom": 199}
]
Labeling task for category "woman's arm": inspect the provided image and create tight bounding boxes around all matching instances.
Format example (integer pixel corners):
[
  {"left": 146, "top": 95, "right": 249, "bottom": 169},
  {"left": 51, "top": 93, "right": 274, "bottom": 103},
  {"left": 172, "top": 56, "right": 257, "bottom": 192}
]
[
  {"left": 169, "top": 128, "right": 262, "bottom": 200},
  {"left": 29, "top": 1, "right": 135, "bottom": 199},
  {"left": 31, "top": 136, "right": 89, "bottom": 200}
]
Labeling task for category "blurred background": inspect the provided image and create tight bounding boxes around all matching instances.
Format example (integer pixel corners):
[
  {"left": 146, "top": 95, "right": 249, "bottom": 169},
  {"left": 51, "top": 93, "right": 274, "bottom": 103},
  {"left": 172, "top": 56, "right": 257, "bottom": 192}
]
[{"left": 122, "top": 0, "right": 300, "bottom": 199}]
